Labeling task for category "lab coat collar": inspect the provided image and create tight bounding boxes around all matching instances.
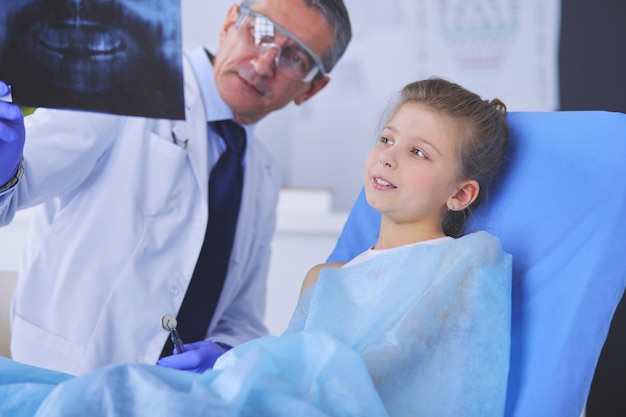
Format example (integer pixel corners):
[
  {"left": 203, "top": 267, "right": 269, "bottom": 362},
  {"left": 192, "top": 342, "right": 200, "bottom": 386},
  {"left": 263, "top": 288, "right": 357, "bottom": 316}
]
[{"left": 190, "top": 47, "right": 231, "bottom": 122}]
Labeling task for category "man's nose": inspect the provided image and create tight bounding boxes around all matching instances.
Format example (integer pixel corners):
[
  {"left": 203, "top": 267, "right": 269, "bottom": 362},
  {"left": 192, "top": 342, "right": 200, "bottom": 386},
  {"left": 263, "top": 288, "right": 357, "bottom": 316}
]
[{"left": 251, "top": 43, "right": 280, "bottom": 77}]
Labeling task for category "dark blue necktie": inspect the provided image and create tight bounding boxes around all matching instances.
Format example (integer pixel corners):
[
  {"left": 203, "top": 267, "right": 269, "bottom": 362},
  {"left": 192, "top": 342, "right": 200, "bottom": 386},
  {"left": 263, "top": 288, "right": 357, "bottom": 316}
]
[{"left": 161, "top": 120, "right": 246, "bottom": 356}]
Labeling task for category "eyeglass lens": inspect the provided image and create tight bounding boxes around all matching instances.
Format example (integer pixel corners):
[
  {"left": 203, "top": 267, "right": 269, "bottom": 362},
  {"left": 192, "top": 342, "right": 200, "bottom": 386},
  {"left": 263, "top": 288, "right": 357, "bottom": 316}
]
[{"left": 238, "top": 13, "right": 319, "bottom": 82}]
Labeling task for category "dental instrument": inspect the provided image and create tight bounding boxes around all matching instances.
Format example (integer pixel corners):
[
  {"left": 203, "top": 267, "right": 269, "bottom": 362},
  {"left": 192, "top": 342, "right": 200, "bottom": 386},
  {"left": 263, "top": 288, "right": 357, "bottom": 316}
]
[{"left": 161, "top": 314, "right": 185, "bottom": 353}]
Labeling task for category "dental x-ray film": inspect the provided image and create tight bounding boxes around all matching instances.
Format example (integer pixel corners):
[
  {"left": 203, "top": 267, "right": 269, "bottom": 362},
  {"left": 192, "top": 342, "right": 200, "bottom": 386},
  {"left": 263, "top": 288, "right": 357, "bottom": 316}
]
[{"left": 0, "top": 0, "right": 185, "bottom": 120}]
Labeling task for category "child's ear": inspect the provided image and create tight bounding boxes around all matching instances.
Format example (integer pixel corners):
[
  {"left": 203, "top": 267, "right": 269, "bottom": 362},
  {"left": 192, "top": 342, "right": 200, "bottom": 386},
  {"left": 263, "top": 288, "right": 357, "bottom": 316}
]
[{"left": 447, "top": 180, "right": 479, "bottom": 211}]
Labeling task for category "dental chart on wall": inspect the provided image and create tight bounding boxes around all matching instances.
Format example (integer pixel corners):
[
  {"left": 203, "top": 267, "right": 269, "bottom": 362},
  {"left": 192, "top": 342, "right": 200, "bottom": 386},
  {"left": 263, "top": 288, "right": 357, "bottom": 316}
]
[{"left": 0, "top": 0, "right": 185, "bottom": 120}]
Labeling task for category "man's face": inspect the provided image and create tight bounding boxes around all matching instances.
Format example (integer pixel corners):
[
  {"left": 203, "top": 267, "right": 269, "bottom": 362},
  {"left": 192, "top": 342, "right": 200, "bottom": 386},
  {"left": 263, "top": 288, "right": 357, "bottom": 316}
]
[{"left": 213, "top": 0, "right": 336, "bottom": 124}]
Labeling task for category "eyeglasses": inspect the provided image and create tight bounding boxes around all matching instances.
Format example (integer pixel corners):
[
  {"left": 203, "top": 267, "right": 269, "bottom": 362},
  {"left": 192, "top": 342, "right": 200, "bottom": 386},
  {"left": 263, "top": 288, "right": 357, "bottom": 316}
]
[{"left": 235, "top": 6, "right": 327, "bottom": 82}]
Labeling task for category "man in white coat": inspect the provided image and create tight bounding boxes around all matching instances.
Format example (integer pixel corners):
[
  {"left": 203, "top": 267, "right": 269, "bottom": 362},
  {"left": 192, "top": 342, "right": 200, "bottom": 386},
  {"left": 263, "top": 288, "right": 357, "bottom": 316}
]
[{"left": 0, "top": 0, "right": 352, "bottom": 376}]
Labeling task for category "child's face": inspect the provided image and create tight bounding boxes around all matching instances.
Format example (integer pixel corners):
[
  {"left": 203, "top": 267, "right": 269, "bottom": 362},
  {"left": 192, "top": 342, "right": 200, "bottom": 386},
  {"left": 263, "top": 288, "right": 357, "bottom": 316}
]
[{"left": 364, "top": 102, "right": 462, "bottom": 229}]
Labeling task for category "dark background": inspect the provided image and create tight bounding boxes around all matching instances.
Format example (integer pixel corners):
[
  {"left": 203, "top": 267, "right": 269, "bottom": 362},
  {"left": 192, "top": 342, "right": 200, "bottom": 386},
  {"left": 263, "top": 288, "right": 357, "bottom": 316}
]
[{"left": 559, "top": 0, "right": 626, "bottom": 415}]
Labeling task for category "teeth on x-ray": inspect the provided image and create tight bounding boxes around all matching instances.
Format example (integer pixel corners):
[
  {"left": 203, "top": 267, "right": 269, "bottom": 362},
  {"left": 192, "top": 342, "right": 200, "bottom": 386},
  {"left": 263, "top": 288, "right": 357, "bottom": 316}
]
[
  {"left": 36, "top": 21, "right": 125, "bottom": 56},
  {"left": 0, "top": 0, "right": 185, "bottom": 119}
]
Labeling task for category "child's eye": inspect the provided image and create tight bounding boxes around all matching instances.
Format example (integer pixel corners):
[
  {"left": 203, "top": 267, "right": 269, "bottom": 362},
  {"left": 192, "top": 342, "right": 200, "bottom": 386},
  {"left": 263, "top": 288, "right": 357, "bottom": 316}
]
[
  {"left": 380, "top": 136, "right": 392, "bottom": 144},
  {"left": 413, "top": 148, "right": 427, "bottom": 158}
]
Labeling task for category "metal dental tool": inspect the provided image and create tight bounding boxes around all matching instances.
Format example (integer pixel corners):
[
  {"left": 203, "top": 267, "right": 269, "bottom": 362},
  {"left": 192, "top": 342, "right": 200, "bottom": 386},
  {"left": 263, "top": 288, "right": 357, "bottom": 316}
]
[{"left": 161, "top": 314, "right": 185, "bottom": 353}]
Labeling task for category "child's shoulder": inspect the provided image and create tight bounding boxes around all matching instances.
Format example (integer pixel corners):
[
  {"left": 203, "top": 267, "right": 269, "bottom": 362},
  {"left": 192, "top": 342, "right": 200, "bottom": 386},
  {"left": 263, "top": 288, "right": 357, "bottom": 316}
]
[
  {"left": 457, "top": 231, "right": 511, "bottom": 262},
  {"left": 301, "top": 262, "right": 346, "bottom": 294},
  {"left": 460, "top": 230, "right": 502, "bottom": 244}
]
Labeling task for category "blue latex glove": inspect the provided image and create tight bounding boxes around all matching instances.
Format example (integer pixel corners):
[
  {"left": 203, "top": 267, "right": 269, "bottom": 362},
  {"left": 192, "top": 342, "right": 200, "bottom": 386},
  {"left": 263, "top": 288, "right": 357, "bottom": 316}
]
[
  {"left": 156, "top": 340, "right": 231, "bottom": 373},
  {"left": 0, "top": 81, "right": 25, "bottom": 185}
]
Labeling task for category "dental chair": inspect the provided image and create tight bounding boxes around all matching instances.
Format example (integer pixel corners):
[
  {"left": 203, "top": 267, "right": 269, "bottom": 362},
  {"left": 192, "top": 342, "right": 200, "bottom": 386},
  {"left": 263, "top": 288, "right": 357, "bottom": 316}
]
[{"left": 327, "top": 111, "right": 626, "bottom": 417}]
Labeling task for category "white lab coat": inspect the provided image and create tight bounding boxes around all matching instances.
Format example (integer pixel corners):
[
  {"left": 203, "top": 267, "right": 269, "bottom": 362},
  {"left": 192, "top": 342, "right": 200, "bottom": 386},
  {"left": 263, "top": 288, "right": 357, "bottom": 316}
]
[{"left": 0, "top": 55, "right": 281, "bottom": 375}]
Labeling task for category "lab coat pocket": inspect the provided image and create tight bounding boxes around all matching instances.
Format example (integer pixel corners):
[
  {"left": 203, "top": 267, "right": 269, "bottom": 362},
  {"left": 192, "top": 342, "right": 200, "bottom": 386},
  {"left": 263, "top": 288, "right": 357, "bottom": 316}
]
[
  {"left": 11, "top": 313, "right": 85, "bottom": 376},
  {"left": 140, "top": 132, "right": 191, "bottom": 216}
]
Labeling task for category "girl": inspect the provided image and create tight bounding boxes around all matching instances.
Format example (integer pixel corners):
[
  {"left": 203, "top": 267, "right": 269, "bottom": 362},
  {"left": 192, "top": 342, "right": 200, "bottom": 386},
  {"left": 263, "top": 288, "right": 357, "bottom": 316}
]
[{"left": 292, "top": 77, "right": 512, "bottom": 416}]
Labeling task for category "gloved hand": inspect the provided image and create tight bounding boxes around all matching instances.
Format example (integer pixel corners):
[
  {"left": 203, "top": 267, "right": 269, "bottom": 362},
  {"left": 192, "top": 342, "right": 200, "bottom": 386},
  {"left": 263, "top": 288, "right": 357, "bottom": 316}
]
[
  {"left": 0, "top": 81, "right": 25, "bottom": 186},
  {"left": 156, "top": 340, "right": 232, "bottom": 373}
]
